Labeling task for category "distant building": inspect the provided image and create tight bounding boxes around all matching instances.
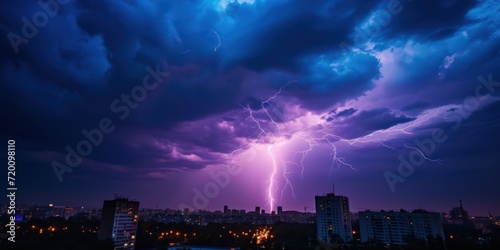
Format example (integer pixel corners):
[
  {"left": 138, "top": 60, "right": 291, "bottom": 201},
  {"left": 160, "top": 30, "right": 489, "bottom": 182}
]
[
  {"left": 277, "top": 206, "right": 283, "bottom": 215},
  {"left": 359, "top": 209, "right": 445, "bottom": 245},
  {"left": 315, "top": 193, "right": 353, "bottom": 243},
  {"left": 470, "top": 214, "right": 494, "bottom": 234},
  {"left": 168, "top": 246, "right": 239, "bottom": 250},
  {"left": 448, "top": 200, "right": 470, "bottom": 225},
  {"left": 98, "top": 198, "right": 140, "bottom": 250}
]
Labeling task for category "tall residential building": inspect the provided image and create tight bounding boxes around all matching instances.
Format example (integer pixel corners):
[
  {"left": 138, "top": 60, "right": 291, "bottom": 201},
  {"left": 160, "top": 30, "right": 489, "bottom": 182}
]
[
  {"left": 98, "top": 198, "right": 140, "bottom": 250},
  {"left": 315, "top": 193, "right": 353, "bottom": 243},
  {"left": 359, "top": 209, "right": 445, "bottom": 245}
]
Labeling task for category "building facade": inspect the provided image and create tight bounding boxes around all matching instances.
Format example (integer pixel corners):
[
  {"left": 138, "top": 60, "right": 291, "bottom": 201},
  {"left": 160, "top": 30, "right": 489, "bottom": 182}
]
[
  {"left": 359, "top": 209, "right": 445, "bottom": 245},
  {"left": 98, "top": 198, "right": 140, "bottom": 249},
  {"left": 315, "top": 193, "right": 353, "bottom": 243}
]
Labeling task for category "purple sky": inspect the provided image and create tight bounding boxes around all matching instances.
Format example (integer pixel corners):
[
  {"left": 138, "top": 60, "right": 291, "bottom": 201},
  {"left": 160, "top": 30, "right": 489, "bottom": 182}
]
[{"left": 1, "top": 0, "right": 499, "bottom": 216}]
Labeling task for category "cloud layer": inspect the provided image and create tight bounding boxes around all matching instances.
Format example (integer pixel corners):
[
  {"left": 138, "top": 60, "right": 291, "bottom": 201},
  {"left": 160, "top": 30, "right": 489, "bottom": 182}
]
[{"left": 1, "top": 0, "right": 499, "bottom": 214}]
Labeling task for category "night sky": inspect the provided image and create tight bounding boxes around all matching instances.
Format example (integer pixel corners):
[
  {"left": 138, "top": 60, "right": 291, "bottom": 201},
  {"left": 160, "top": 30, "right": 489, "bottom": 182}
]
[{"left": 1, "top": 0, "right": 499, "bottom": 215}]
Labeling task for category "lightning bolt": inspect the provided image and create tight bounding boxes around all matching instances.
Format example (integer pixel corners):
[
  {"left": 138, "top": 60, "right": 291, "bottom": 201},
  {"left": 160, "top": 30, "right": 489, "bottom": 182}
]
[
  {"left": 403, "top": 144, "right": 443, "bottom": 164},
  {"left": 211, "top": 30, "right": 221, "bottom": 52},
  {"left": 267, "top": 145, "right": 278, "bottom": 213},
  {"left": 225, "top": 82, "right": 447, "bottom": 212},
  {"left": 239, "top": 82, "right": 360, "bottom": 212},
  {"left": 280, "top": 160, "right": 297, "bottom": 201}
]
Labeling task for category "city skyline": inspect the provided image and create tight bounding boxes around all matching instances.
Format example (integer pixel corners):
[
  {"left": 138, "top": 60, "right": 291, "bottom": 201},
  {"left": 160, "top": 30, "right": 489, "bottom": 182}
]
[
  {"left": 1, "top": 0, "right": 500, "bottom": 218},
  {"left": 5, "top": 194, "right": 495, "bottom": 218},
  {"left": 3, "top": 194, "right": 499, "bottom": 249}
]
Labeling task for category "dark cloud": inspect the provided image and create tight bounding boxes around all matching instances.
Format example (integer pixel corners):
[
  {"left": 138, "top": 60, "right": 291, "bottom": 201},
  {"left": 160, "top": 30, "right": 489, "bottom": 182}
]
[
  {"left": 323, "top": 108, "right": 358, "bottom": 121},
  {"left": 0, "top": 0, "right": 499, "bottom": 213},
  {"left": 334, "top": 108, "right": 415, "bottom": 139},
  {"left": 335, "top": 108, "right": 358, "bottom": 118},
  {"left": 290, "top": 51, "right": 381, "bottom": 110},
  {"left": 401, "top": 101, "right": 430, "bottom": 111},
  {"left": 227, "top": 0, "right": 381, "bottom": 71},
  {"left": 381, "top": 0, "right": 479, "bottom": 41}
]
